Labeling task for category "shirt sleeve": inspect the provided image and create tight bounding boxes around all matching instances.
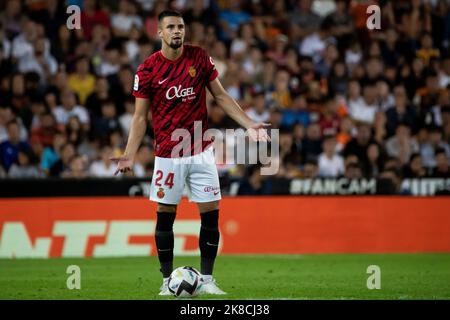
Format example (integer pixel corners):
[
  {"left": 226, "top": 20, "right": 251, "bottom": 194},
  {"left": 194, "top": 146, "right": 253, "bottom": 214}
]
[
  {"left": 132, "top": 64, "right": 152, "bottom": 99},
  {"left": 204, "top": 50, "right": 219, "bottom": 82}
]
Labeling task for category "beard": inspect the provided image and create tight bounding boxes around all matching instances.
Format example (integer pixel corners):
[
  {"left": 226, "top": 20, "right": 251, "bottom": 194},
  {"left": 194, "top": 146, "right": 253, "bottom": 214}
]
[{"left": 169, "top": 40, "right": 183, "bottom": 49}]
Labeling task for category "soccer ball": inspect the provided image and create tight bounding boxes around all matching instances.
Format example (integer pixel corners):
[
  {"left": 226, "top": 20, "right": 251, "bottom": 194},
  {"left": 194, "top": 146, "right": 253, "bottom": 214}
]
[{"left": 168, "top": 266, "right": 201, "bottom": 297}]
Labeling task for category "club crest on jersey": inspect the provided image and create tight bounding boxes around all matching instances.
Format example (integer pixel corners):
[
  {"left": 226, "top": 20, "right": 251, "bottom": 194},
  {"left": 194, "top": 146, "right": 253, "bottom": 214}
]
[
  {"left": 188, "top": 66, "right": 196, "bottom": 77},
  {"left": 157, "top": 188, "right": 165, "bottom": 199}
]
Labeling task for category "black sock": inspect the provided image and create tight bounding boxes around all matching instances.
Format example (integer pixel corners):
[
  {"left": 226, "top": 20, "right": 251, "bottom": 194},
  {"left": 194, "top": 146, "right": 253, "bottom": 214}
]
[
  {"left": 155, "top": 211, "right": 176, "bottom": 278},
  {"left": 199, "top": 210, "right": 220, "bottom": 275}
]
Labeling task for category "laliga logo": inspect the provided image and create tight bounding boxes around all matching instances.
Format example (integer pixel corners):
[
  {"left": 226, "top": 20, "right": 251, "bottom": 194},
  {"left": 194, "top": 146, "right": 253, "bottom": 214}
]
[{"left": 166, "top": 85, "right": 195, "bottom": 100}]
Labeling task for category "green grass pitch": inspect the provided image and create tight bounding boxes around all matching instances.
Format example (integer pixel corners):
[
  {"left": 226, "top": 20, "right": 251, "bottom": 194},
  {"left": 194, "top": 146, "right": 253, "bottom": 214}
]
[{"left": 1, "top": 254, "right": 449, "bottom": 299}]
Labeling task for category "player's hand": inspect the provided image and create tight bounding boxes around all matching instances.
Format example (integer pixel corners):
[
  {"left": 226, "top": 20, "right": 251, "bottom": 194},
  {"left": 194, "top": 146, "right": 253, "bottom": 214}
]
[
  {"left": 110, "top": 156, "right": 134, "bottom": 176},
  {"left": 247, "top": 122, "right": 271, "bottom": 142}
]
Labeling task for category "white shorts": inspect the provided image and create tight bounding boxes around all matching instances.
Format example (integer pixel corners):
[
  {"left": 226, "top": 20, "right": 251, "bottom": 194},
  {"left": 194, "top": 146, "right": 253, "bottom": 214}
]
[{"left": 149, "top": 147, "right": 222, "bottom": 205}]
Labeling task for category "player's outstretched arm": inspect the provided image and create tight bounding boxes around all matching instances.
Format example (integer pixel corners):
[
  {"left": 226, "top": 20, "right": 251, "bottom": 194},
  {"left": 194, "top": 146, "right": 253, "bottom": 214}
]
[
  {"left": 110, "top": 97, "right": 150, "bottom": 175},
  {"left": 207, "top": 78, "right": 271, "bottom": 142}
]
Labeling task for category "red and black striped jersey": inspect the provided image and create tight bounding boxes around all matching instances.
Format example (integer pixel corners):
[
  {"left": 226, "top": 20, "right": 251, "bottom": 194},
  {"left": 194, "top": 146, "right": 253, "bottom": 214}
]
[{"left": 133, "top": 44, "right": 219, "bottom": 158}]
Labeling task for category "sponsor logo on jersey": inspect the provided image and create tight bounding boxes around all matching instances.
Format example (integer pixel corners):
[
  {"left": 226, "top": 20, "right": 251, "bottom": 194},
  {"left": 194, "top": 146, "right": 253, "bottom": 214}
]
[
  {"left": 188, "top": 66, "right": 196, "bottom": 77},
  {"left": 204, "top": 186, "right": 220, "bottom": 193},
  {"left": 166, "top": 85, "right": 195, "bottom": 100}
]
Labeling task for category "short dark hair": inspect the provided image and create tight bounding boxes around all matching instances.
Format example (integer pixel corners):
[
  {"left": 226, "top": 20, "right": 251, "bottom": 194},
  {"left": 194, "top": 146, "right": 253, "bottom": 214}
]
[
  {"left": 6, "top": 119, "right": 19, "bottom": 128},
  {"left": 158, "top": 10, "right": 182, "bottom": 23},
  {"left": 435, "top": 147, "right": 446, "bottom": 157}
]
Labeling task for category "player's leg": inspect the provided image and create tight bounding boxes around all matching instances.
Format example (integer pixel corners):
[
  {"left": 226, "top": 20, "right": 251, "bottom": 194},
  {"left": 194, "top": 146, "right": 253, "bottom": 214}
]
[
  {"left": 186, "top": 148, "right": 225, "bottom": 294},
  {"left": 149, "top": 156, "right": 186, "bottom": 295},
  {"left": 197, "top": 200, "right": 220, "bottom": 276},
  {"left": 196, "top": 200, "right": 225, "bottom": 294},
  {"left": 155, "top": 203, "right": 177, "bottom": 279}
]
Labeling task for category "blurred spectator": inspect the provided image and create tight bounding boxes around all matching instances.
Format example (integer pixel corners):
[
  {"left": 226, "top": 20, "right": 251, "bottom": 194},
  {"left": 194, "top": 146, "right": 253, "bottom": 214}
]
[
  {"left": 219, "top": 1, "right": 251, "bottom": 41},
  {"left": 53, "top": 88, "right": 90, "bottom": 131},
  {"left": 292, "top": 123, "right": 305, "bottom": 155},
  {"left": 302, "top": 158, "right": 319, "bottom": 178},
  {"left": 385, "top": 123, "right": 420, "bottom": 165},
  {"left": 420, "top": 125, "right": 450, "bottom": 167},
  {"left": 430, "top": 147, "right": 450, "bottom": 177},
  {"left": 416, "top": 32, "right": 440, "bottom": 66},
  {"left": 290, "top": 0, "right": 322, "bottom": 41},
  {"left": 279, "top": 129, "right": 295, "bottom": 163},
  {"left": 30, "top": 112, "right": 58, "bottom": 148},
  {"left": 373, "top": 110, "right": 387, "bottom": 144},
  {"left": 438, "top": 57, "right": 450, "bottom": 88},
  {"left": 17, "top": 36, "right": 58, "bottom": 85},
  {"left": 97, "top": 42, "right": 121, "bottom": 77},
  {"left": 61, "top": 154, "right": 88, "bottom": 179},
  {"left": 349, "top": 81, "right": 379, "bottom": 124},
  {"left": 284, "top": 155, "right": 303, "bottom": 179},
  {"left": 130, "top": 35, "right": 154, "bottom": 71},
  {"left": 68, "top": 56, "right": 96, "bottom": 105},
  {"left": 0, "top": 120, "right": 31, "bottom": 171},
  {"left": 281, "top": 95, "right": 310, "bottom": 128},
  {"left": 328, "top": 60, "right": 348, "bottom": 96},
  {"left": 11, "top": 19, "right": 37, "bottom": 62},
  {"left": 301, "top": 122, "right": 322, "bottom": 163},
  {"left": 133, "top": 144, "right": 154, "bottom": 177},
  {"left": 345, "top": 40, "right": 362, "bottom": 73},
  {"left": 246, "top": 91, "right": 269, "bottom": 123},
  {"left": 89, "top": 145, "right": 116, "bottom": 177},
  {"left": 0, "top": 106, "right": 28, "bottom": 142},
  {"left": 380, "top": 28, "right": 401, "bottom": 67},
  {"left": 315, "top": 43, "right": 339, "bottom": 77},
  {"left": 385, "top": 85, "right": 418, "bottom": 137},
  {"left": 323, "top": 0, "right": 353, "bottom": 50},
  {"left": 299, "top": 20, "right": 334, "bottom": 64},
  {"left": 93, "top": 100, "right": 121, "bottom": 142},
  {"left": 40, "top": 131, "right": 66, "bottom": 175},
  {"left": 378, "top": 168, "right": 404, "bottom": 195},
  {"left": 318, "top": 97, "right": 340, "bottom": 136},
  {"left": 383, "top": 155, "right": 402, "bottom": 172},
  {"left": 8, "top": 148, "right": 44, "bottom": 178},
  {"left": 403, "top": 153, "right": 427, "bottom": 178},
  {"left": 363, "top": 142, "right": 385, "bottom": 178},
  {"left": 49, "top": 142, "right": 75, "bottom": 177},
  {"left": 0, "top": 0, "right": 26, "bottom": 39},
  {"left": 377, "top": 79, "right": 394, "bottom": 112},
  {"left": 85, "top": 77, "right": 110, "bottom": 118},
  {"left": 318, "top": 134, "right": 344, "bottom": 177},
  {"left": 344, "top": 162, "right": 363, "bottom": 179},
  {"left": 119, "top": 97, "right": 135, "bottom": 137},
  {"left": 242, "top": 46, "right": 264, "bottom": 82},
  {"left": 66, "top": 115, "right": 87, "bottom": 148},
  {"left": 183, "top": 0, "right": 217, "bottom": 27},
  {"left": 237, "top": 165, "right": 272, "bottom": 195},
  {"left": 80, "top": 0, "right": 110, "bottom": 40},
  {"left": 269, "top": 69, "right": 292, "bottom": 109},
  {"left": 268, "top": 107, "right": 283, "bottom": 130},
  {"left": 109, "top": 129, "right": 125, "bottom": 157},
  {"left": 343, "top": 123, "right": 374, "bottom": 163},
  {"left": 230, "top": 23, "right": 256, "bottom": 60},
  {"left": 336, "top": 116, "right": 354, "bottom": 152},
  {"left": 111, "top": 0, "right": 143, "bottom": 38}
]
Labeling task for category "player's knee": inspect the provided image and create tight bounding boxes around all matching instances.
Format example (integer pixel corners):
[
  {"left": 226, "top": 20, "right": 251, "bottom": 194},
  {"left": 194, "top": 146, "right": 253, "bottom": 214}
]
[
  {"left": 198, "top": 201, "right": 220, "bottom": 213},
  {"left": 157, "top": 203, "right": 177, "bottom": 213}
]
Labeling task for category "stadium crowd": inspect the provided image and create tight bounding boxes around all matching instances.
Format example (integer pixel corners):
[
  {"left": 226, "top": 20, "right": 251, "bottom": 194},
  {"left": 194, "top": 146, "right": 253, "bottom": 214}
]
[{"left": 0, "top": 0, "right": 450, "bottom": 194}]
